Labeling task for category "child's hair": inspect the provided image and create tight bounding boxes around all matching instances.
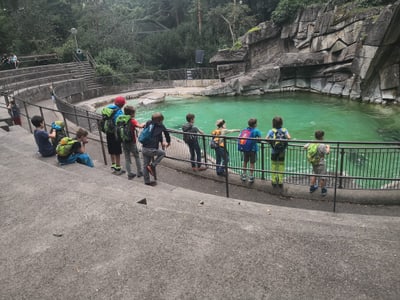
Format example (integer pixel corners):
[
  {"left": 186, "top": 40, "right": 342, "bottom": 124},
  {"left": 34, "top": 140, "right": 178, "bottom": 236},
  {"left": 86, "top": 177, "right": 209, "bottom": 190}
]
[
  {"left": 315, "top": 130, "right": 325, "bottom": 140},
  {"left": 31, "top": 115, "right": 44, "bottom": 127},
  {"left": 248, "top": 118, "right": 257, "bottom": 128},
  {"left": 76, "top": 128, "right": 88, "bottom": 139},
  {"left": 272, "top": 116, "right": 283, "bottom": 129},
  {"left": 216, "top": 119, "right": 225, "bottom": 128},
  {"left": 186, "top": 113, "right": 195, "bottom": 122},
  {"left": 152, "top": 112, "right": 164, "bottom": 123},
  {"left": 124, "top": 105, "right": 136, "bottom": 116}
]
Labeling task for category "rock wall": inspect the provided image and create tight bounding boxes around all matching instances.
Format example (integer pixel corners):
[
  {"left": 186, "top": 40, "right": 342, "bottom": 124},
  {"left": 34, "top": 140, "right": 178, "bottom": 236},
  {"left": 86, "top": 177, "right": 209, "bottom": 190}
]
[{"left": 206, "top": 1, "right": 400, "bottom": 104}]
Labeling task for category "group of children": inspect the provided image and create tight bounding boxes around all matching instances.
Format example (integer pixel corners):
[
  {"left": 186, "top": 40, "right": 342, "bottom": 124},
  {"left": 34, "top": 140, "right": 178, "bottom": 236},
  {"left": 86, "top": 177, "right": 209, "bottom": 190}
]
[
  {"left": 101, "top": 96, "right": 170, "bottom": 186},
  {"left": 31, "top": 95, "right": 330, "bottom": 195},
  {"left": 31, "top": 115, "right": 94, "bottom": 167},
  {"left": 31, "top": 95, "right": 171, "bottom": 187},
  {"left": 196, "top": 115, "right": 330, "bottom": 196}
]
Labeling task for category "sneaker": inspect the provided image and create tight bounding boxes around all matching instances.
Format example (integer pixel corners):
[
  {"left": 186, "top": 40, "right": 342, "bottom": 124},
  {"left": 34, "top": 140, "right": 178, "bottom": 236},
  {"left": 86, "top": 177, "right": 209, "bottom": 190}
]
[
  {"left": 310, "top": 185, "right": 318, "bottom": 193},
  {"left": 128, "top": 173, "right": 136, "bottom": 180},
  {"left": 197, "top": 166, "right": 207, "bottom": 171},
  {"left": 248, "top": 176, "right": 254, "bottom": 183},
  {"left": 145, "top": 181, "right": 157, "bottom": 186},
  {"left": 321, "top": 187, "right": 327, "bottom": 196},
  {"left": 111, "top": 164, "right": 117, "bottom": 173},
  {"left": 113, "top": 169, "right": 126, "bottom": 176},
  {"left": 146, "top": 164, "right": 155, "bottom": 177},
  {"left": 240, "top": 173, "right": 247, "bottom": 182}
]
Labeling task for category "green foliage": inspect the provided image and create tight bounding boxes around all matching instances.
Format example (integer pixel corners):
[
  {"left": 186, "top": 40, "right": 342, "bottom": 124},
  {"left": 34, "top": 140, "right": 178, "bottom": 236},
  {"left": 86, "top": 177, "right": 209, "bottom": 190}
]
[
  {"left": 141, "top": 30, "right": 187, "bottom": 69},
  {"left": 247, "top": 26, "right": 261, "bottom": 33},
  {"left": 355, "top": 0, "right": 395, "bottom": 7},
  {"left": 271, "top": 0, "right": 305, "bottom": 25},
  {"left": 95, "top": 64, "right": 116, "bottom": 85},
  {"left": 231, "top": 40, "right": 242, "bottom": 50},
  {"left": 54, "top": 39, "right": 75, "bottom": 63},
  {"left": 0, "top": 0, "right": 396, "bottom": 69},
  {"left": 207, "top": 2, "right": 257, "bottom": 47},
  {"left": 96, "top": 48, "right": 140, "bottom": 74}
]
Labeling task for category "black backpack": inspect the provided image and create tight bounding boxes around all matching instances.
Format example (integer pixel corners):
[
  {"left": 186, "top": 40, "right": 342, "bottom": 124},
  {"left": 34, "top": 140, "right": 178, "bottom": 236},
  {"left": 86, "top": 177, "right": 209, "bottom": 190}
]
[
  {"left": 270, "top": 128, "right": 288, "bottom": 153},
  {"left": 100, "top": 107, "right": 119, "bottom": 134},
  {"left": 182, "top": 124, "right": 196, "bottom": 144}
]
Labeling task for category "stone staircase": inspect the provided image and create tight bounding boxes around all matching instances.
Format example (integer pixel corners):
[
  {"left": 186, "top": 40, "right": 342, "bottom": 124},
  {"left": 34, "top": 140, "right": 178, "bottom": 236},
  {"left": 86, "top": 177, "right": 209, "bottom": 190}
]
[
  {"left": 72, "top": 60, "right": 103, "bottom": 90},
  {"left": 0, "top": 60, "right": 101, "bottom": 95}
]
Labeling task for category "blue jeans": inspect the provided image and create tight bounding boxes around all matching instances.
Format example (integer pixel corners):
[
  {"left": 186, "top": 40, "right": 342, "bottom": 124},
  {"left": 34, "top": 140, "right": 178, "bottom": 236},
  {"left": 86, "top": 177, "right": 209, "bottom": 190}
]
[
  {"left": 187, "top": 141, "right": 202, "bottom": 168},
  {"left": 215, "top": 147, "right": 229, "bottom": 175},
  {"left": 58, "top": 153, "right": 94, "bottom": 167},
  {"left": 142, "top": 147, "right": 165, "bottom": 183}
]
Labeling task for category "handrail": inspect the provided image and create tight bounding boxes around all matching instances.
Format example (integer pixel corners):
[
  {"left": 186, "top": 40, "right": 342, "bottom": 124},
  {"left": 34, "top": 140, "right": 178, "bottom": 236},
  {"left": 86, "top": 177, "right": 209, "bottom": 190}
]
[
  {"left": 3, "top": 96, "right": 400, "bottom": 211},
  {"left": 86, "top": 51, "right": 96, "bottom": 68}
]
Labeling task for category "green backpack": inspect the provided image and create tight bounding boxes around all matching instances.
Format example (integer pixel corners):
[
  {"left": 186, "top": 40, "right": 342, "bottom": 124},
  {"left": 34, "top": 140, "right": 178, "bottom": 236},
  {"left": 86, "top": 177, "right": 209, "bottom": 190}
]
[
  {"left": 307, "top": 143, "right": 321, "bottom": 164},
  {"left": 116, "top": 114, "right": 133, "bottom": 142},
  {"left": 100, "top": 107, "right": 119, "bottom": 134},
  {"left": 56, "top": 137, "right": 77, "bottom": 157}
]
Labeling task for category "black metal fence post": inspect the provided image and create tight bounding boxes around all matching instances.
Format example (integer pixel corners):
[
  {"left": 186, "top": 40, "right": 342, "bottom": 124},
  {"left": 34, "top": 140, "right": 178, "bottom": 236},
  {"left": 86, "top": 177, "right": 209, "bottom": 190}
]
[
  {"left": 333, "top": 142, "right": 341, "bottom": 212},
  {"left": 222, "top": 136, "right": 230, "bottom": 198}
]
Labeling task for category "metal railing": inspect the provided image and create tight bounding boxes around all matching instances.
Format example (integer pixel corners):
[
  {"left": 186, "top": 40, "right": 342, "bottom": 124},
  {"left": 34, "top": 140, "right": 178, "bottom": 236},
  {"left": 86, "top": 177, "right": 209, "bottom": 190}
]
[
  {"left": 167, "top": 130, "right": 400, "bottom": 189},
  {"left": 95, "top": 68, "right": 218, "bottom": 86},
  {"left": 4, "top": 96, "right": 400, "bottom": 212}
]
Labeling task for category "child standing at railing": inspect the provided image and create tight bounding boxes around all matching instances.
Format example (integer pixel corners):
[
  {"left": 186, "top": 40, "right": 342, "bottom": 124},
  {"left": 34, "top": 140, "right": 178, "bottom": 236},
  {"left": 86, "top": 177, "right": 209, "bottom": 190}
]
[
  {"left": 239, "top": 118, "right": 262, "bottom": 183},
  {"left": 304, "top": 130, "right": 330, "bottom": 196},
  {"left": 211, "top": 119, "right": 240, "bottom": 176},
  {"left": 266, "top": 116, "right": 291, "bottom": 188}
]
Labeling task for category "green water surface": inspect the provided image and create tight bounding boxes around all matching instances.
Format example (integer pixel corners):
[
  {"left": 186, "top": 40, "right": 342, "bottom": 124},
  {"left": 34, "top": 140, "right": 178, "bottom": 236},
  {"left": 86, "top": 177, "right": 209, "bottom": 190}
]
[{"left": 130, "top": 93, "right": 400, "bottom": 142}]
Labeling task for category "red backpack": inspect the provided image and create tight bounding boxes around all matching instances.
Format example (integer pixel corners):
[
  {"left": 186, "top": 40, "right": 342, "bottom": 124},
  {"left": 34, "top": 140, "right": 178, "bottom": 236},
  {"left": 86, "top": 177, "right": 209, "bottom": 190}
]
[{"left": 238, "top": 128, "right": 254, "bottom": 152}]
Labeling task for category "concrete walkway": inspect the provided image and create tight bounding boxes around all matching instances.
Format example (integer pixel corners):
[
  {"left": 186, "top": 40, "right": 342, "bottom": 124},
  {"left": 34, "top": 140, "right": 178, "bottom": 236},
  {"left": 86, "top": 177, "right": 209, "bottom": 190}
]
[{"left": 1, "top": 123, "right": 400, "bottom": 299}]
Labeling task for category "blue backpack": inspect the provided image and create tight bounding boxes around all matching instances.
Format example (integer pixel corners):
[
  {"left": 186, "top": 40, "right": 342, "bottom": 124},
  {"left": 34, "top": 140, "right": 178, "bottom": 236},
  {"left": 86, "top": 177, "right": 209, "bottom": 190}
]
[
  {"left": 238, "top": 128, "right": 255, "bottom": 152},
  {"left": 138, "top": 123, "right": 154, "bottom": 144}
]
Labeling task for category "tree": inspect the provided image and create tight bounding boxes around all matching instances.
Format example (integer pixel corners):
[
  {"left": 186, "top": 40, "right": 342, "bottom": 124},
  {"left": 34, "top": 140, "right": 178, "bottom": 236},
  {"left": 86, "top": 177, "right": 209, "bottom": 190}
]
[{"left": 207, "top": 0, "right": 256, "bottom": 47}]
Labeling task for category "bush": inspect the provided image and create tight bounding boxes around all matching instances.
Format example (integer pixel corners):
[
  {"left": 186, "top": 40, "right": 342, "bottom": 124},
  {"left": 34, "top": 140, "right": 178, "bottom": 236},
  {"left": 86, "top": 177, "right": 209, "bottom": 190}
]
[
  {"left": 96, "top": 48, "right": 140, "bottom": 74},
  {"left": 54, "top": 39, "right": 76, "bottom": 63},
  {"left": 271, "top": 0, "right": 304, "bottom": 25},
  {"left": 95, "top": 64, "right": 115, "bottom": 85}
]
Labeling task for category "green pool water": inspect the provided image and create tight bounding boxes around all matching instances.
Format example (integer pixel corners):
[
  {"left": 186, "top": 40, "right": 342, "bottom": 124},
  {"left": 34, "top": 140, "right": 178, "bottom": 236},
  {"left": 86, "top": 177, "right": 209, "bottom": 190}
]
[{"left": 131, "top": 93, "right": 400, "bottom": 142}]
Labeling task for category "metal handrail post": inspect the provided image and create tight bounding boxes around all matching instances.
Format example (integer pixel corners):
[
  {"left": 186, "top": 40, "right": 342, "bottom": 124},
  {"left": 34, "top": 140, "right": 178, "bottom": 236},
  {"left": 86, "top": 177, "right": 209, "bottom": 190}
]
[
  {"left": 261, "top": 142, "right": 266, "bottom": 180},
  {"left": 21, "top": 101, "right": 32, "bottom": 133},
  {"left": 97, "top": 119, "right": 108, "bottom": 165},
  {"left": 223, "top": 136, "right": 230, "bottom": 198},
  {"left": 202, "top": 135, "right": 208, "bottom": 164},
  {"left": 61, "top": 112, "right": 69, "bottom": 136},
  {"left": 333, "top": 142, "right": 340, "bottom": 212},
  {"left": 339, "top": 147, "right": 345, "bottom": 188}
]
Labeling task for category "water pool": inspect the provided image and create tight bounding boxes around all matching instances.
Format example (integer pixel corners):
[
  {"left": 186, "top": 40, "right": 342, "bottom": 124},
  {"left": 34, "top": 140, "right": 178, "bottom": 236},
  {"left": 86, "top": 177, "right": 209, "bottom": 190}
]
[{"left": 131, "top": 93, "right": 400, "bottom": 142}]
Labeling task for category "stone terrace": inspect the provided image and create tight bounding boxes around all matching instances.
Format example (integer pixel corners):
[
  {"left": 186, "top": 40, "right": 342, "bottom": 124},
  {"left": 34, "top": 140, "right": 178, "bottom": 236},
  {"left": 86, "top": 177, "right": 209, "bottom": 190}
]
[{"left": 1, "top": 125, "right": 400, "bottom": 299}]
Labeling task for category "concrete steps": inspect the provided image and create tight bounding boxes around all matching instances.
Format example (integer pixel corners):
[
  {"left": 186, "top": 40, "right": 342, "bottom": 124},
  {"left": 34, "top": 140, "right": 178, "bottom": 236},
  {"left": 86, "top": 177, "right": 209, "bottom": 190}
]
[{"left": 0, "top": 125, "right": 400, "bottom": 299}]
